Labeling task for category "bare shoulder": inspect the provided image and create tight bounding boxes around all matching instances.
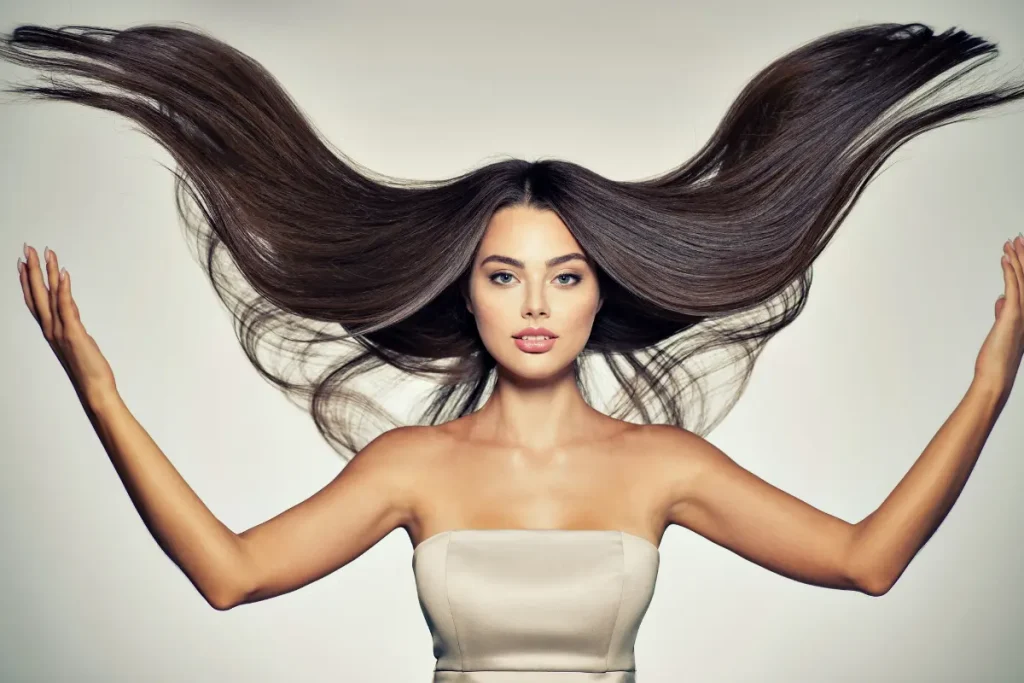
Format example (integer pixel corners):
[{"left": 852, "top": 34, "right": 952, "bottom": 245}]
[
  {"left": 344, "top": 425, "right": 447, "bottom": 517},
  {"left": 353, "top": 424, "right": 446, "bottom": 473},
  {"left": 634, "top": 424, "right": 720, "bottom": 513},
  {"left": 634, "top": 423, "right": 704, "bottom": 463}
]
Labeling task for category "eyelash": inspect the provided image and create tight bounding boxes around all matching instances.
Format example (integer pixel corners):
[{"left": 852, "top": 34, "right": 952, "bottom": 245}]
[{"left": 489, "top": 272, "right": 583, "bottom": 287}]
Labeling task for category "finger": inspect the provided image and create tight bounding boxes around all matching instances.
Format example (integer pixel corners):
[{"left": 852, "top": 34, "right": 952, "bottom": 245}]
[
  {"left": 1004, "top": 240, "right": 1022, "bottom": 313},
  {"left": 1012, "top": 235, "right": 1024, "bottom": 316},
  {"left": 25, "top": 246, "right": 53, "bottom": 338},
  {"left": 18, "top": 257, "right": 37, "bottom": 319},
  {"left": 1001, "top": 249, "right": 1019, "bottom": 315},
  {"left": 65, "top": 265, "right": 82, "bottom": 321},
  {"left": 57, "top": 267, "right": 81, "bottom": 334},
  {"left": 45, "top": 248, "right": 63, "bottom": 341}
]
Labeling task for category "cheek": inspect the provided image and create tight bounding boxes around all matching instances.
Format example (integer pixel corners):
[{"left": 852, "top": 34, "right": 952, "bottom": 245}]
[
  {"left": 470, "top": 297, "right": 505, "bottom": 336},
  {"left": 566, "top": 307, "right": 599, "bottom": 336}
]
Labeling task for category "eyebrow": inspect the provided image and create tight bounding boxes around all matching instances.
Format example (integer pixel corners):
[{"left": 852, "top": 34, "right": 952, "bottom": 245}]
[{"left": 479, "top": 252, "right": 589, "bottom": 268}]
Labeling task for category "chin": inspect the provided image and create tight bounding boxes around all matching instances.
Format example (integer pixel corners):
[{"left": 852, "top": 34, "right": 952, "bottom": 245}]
[
  {"left": 495, "top": 351, "right": 579, "bottom": 382},
  {"left": 503, "top": 365, "right": 571, "bottom": 384}
]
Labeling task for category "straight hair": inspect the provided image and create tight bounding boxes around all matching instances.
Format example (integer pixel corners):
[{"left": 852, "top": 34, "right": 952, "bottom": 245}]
[{"left": 2, "top": 22, "right": 1022, "bottom": 459}]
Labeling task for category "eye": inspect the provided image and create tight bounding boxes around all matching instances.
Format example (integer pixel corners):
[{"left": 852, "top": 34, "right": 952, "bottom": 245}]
[
  {"left": 555, "top": 273, "right": 582, "bottom": 286},
  {"left": 488, "top": 272, "right": 583, "bottom": 287},
  {"left": 490, "top": 272, "right": 515, "bottom": 285}
]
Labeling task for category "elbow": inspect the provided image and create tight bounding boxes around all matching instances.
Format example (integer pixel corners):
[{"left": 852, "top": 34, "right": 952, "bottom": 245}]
[
  {"left": 859, "top": 575, "right": 892, "bottom": 597},
  {"left": 205, "top": 537, "right": 257, "bottom": 610},
  {"left": 207, "top": 596, "right": 233, "bottom": 612},
  {"left": 847, "top": 529, "right": 893, "bottom": 596},
  {"left": 847, "top": 551, "right": 893, "bottom": 596},
  {"left": 205, "top": 582, "right": 244, "bottom": 611},
  {"left": 202, "top": 563, "right": 252, "bottom": 611},
  {"left": 853, "top": 567, "right": 893, "bottom": 597}
]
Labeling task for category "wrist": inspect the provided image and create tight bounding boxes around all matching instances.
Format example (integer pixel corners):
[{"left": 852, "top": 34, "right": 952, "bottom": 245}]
[
  {"left": 82, "top": 385, "right": 123, "bottom": 415},
  {"left": 968, "top": 373, "right": 1009, "bottom": 409}
]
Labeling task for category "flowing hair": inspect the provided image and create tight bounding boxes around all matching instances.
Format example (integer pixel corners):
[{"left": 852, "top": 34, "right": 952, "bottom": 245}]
[{"left": 2, "top": 22, "right": 1022, "bottom": 459}]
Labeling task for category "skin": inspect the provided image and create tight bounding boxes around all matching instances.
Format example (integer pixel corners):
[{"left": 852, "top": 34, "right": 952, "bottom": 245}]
[
  {"left": 16, "top": 210, "right": 1023, "bottom": 609},
  {"left": 414, "top": 204, "right": 660, "bottom": 550}
]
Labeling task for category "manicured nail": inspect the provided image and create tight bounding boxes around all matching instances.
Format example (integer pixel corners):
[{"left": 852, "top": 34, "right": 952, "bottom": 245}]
[{"left": 23, "top": 243, "right": 28, "bottom": 259}]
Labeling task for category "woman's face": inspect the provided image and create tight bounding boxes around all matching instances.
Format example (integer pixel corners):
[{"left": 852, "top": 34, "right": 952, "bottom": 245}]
[{"left": 466, "top": 204, "right": 603, "bottom": 381}]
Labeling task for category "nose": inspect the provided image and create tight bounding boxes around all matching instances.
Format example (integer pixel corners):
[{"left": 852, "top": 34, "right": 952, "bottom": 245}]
[{"left": 521, "top": 281, "right": 549, "bottom": 319}]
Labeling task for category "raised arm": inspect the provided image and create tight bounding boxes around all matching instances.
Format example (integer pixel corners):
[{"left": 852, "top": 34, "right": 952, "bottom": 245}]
[
  {"left": 229, "top": 426, "right": 423, "bottom": 607},
  {"left": 651, "top": 425, "right": 865, "bottom": 594},
  {"left": 18, "top": 243, "right": 422, "bottom": 611},
  {"left": 88, "top": 392, "right": 422, "bottom": 610},
  {"left": 652, "top": 374, "right": 1007, "bottom": 597},
  {"left": 652, "top": 236, "right": 1021, "bottom": 597}
]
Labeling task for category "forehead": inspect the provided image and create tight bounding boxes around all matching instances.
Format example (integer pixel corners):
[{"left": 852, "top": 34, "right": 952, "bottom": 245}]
[{"left": 476, "top": 205, "right": 582, "bottom": 259}]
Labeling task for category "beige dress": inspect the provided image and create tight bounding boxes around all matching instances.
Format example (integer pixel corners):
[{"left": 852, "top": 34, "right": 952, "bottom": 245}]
[{"left": 412, "top": 529, "right": 661, "bottom": 682}]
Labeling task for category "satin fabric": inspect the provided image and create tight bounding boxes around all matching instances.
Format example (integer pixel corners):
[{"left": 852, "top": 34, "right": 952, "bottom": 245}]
[{"left": 412, "top": 529, "right": 660, "bottom": 683}]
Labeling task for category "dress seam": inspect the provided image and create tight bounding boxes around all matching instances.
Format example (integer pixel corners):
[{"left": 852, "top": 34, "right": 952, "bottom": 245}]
[
  {"left": 444, "top": 533, "right": 464, "bottom": 669},
  {"left": 604, "top": 531, "right": 629, "bottom": 672}
]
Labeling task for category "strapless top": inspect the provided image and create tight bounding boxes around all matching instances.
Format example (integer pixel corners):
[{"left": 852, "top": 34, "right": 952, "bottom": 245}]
[{"left": 412, "top": 529, "right": 661, "bottom": 683}]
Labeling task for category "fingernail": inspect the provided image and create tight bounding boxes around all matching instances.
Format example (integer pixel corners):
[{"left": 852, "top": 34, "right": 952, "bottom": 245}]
[
  {"left": 43, "top": 246, "right": 50, "bottom": 262},
  {"left": 23, "top": 243, "right": 28, "bottom": 259},
  {"left": 17, "top": 257, "right": 23, "bottom": 275}
]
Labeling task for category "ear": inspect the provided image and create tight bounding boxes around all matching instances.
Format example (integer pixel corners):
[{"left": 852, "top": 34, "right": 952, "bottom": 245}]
[
  {"left": 596, "top": 295, "right": 604, "bottom": 314},
  {"left": 462, "top": 284, "right": 474, "bottom": 315}
]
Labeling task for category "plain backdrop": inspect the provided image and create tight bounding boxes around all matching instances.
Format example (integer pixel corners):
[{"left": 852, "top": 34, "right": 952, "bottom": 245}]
[{"left": 1, "top": 1, "right": 1022, "bottom": 681}]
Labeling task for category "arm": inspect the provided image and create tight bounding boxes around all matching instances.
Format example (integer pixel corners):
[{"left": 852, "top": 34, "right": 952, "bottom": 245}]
[
  {"left": 656, "top": 238, "right": 1020, "bottom": 595},
  {"left": 21, "top": 245, "right": 422, "bottom": 612},
  {"left": 86, "top": 389, "right": 422, "bottom": 610},
  {"left": 85, "top": 390, "right": 247, "bottom": 610},
  {"left": 231, "top": 425, "right": 424, "bottom": 607},
  {"left": 653, "top": 425, "right": 865, "bottom": 594},
  {"left": 849, "top": 377, "right": 1005, "bottom": 595},
  {"left": 654, "top": 377, "right": 1006, "bottom": 597}
]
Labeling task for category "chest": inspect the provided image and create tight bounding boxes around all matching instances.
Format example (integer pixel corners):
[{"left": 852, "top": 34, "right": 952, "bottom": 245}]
[{"left": 412, "top": 438, "right": 664, "bottom": 536}]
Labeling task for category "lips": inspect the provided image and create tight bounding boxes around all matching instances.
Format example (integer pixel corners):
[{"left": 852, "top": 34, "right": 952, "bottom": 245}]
[
  {"left": 513, "top": 327, "right": 558, "bottom": 339},
  {"left": 514, "top": 336, "right": 557, "bottom": 353}
]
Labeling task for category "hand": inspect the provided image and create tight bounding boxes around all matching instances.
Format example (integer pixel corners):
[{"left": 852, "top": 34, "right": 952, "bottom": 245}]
[
  {"left": 18, "top": 244, "right": 117, "bottom": 405},
  {"left": 973, "top": 235, "right": 1024, "bottom": 399}
]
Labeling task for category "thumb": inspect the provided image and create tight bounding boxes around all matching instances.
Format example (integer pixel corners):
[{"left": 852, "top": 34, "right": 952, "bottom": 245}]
[{"left": 995, "top": 252, "right": 1018, "bottom": 321}]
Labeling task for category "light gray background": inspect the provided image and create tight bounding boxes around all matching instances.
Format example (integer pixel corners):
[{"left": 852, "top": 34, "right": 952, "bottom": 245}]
[{"left": 2, "top": 1, "right": 1022, "bottom": 681}]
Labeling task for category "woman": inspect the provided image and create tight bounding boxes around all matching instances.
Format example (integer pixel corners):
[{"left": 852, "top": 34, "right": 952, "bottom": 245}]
[{"left": 6, "top": 20, "right": 1024, "bottom": 682}]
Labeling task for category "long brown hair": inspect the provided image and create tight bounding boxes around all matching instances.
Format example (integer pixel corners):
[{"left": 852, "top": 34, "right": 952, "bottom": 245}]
[{"left": 2, "top": 22, "right": 1022, "bottom": 459}]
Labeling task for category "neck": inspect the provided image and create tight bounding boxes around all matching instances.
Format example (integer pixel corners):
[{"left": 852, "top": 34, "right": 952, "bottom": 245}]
[{"left": 468, "top": 363, "right": 602, "bottom": 451}]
